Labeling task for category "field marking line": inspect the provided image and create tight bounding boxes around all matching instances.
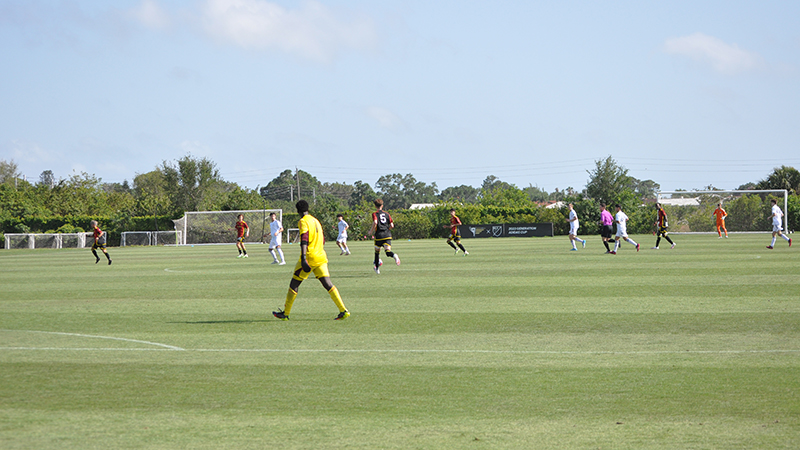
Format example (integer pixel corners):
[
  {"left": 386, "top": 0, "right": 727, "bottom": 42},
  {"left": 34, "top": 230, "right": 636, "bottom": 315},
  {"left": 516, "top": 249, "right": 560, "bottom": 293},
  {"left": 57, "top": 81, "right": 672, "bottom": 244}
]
[{"left": 0, "top": 330, "right": 185, "bottom": 351}]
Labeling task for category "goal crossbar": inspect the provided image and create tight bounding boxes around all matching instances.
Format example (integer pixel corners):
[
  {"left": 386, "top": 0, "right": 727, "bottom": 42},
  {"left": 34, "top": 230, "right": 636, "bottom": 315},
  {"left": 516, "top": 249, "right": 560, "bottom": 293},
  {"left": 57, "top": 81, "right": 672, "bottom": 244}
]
[{"left": 657, "top": 189, "right": 788, "bottom": 233}]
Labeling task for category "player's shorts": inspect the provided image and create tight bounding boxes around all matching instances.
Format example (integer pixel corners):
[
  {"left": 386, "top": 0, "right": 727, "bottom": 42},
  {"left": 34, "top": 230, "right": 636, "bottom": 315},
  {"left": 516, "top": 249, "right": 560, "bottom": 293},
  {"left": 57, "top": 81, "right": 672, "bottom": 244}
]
[
  {"left": 601, "top": 225, "right": 613, "bottom": 239},
  {"left": 657, "top": 225, "right": 668, "bottom": 236},
  {"left": 773, "top": 221, "right": 783, "bottom": 233},
  {"left": 374, "top": 237, "right": 392, "bottom": 249},
  {"left": 447, "top": 232, "right": 461, "bottom": 242},
  {"left": 569, "top": 224, "right": 579, "bottom": 236},
  {"left": 615, "top": 227, "right": 628, "bottom": 238},
  {"left": 292, "top": 260, "right": 330, "bottom": 281},
  {"left": 269, "top": 235, "right": 282, "bottom": 249},
  {"left": 336, "top": 233, "right": 347, "bottom": 243},
  {"left": 236, "top": 236, "right": 245, "bottom": 243},
  {"left": 92, "top": 241, "right": 106, "bottom": 250}
]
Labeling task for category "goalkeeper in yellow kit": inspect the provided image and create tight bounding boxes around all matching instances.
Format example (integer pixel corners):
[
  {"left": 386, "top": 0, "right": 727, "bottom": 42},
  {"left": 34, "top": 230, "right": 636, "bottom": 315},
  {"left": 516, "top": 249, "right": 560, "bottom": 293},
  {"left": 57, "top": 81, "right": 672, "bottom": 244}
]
[{"left": 273, "top": 200, "right": 349, "bottom": 321}]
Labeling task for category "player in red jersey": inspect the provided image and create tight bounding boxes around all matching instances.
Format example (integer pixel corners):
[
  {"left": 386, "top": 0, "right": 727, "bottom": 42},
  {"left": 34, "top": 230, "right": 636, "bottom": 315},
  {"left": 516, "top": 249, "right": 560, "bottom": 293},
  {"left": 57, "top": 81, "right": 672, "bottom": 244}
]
[
  {"left": 90, "top": 220, "right": 112, "bottom": 265},
  {"left": 444, "top": 209, "right": 469, "bottom": 255},
  {"left": 652, "top": 203, "right": 675, "bottom": 250},
  {"left": 235, "top": 214, "right": 249, "bottom": 258}
]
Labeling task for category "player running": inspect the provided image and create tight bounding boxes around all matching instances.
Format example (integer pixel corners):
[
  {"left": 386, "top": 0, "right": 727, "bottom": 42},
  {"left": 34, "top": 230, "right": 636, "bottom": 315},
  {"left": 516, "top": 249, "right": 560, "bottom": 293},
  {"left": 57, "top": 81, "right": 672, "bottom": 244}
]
[
  {"left": 235, "top": 214, "right": 249, "bottom": 258},
  {"left": 767, "top": 199, "right": 792, "bottom": 249},
  {"left": 652, "top": 203, "right": 676, "bottom": 250},
  {"left": 611, "top": 204, "right": 639, "bottom": 254},
  {"left": 272, "top": 200, "right": 349, "bottom": 321},
  {"left": 712, "top": 203, "right": 728, "bottom": 238},
  {"left": 444, "top": 209, "right": 468, "bottom": 255},
  {"left": 567, "top": 203, "right": 586, "bottom": 251},
  {"left": 335, "top": 214, "right": 350, "bottom": 256},
  {"left": 599, "top": 203, "right": 614, "bottom": 253},
  {"left": 90, "top": 220, "right": 112, "bottom": 265},
  {"left": 368, "top": 198, "right": 400, "bottom": 274}
]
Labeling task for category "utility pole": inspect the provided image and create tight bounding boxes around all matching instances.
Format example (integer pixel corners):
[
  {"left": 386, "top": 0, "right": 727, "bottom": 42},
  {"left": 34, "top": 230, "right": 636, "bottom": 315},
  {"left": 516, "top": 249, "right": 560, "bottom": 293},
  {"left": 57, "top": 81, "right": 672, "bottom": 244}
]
[{"left": 295, "top": 167, "right": 301, "bottom": 200}]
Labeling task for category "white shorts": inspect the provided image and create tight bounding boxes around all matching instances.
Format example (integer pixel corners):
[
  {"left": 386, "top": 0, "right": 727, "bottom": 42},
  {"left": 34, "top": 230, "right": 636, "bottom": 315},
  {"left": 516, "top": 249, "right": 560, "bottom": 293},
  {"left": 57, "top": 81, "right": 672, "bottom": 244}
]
[
  {"left": 615, "top": 227, "right": 628, "bottom": 238},
  {"left": 269, "top": 234, "right": 282, "bottom": 249},
  {"left": 336, "top": 233, "right": 347, "bottom": 243},
  {"left": 569, "top": 223, "right": 579, "bottom": 236},
  {"left": 773, "top": 221, "right": 783, "bottom": 233}
]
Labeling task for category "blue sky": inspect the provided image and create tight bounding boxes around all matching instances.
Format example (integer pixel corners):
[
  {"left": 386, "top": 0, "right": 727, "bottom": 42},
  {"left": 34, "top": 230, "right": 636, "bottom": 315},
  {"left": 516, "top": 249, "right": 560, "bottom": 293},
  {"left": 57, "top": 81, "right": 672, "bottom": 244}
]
[{"left": 2, "top": 0, "right": 799, "bottom": 193}]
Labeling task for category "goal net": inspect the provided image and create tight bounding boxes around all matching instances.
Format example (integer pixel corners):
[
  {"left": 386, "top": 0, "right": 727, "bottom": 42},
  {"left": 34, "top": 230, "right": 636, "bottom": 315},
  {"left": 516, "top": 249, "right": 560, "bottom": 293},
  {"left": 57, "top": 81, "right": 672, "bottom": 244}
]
[
  {"left": 172, "top": 209, "right": 283, "bottom": 245},
  {"left": 287, "top": 228, "right": 301, "bottom": 244},
  {"left": 4, "top": 232, "right": 92, "bottom": 249},
  {"left": 656, "top": 190, "right": 788, "bottom": 233},
  {"left": 121, "top": 231, "right": 183, "bottom": 246}
]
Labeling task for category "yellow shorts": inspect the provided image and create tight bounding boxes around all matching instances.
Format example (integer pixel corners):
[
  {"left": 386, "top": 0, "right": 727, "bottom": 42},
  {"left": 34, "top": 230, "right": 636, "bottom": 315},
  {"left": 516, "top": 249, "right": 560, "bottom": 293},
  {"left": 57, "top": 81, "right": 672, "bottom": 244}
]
[{"left": 292, "top": 260, "right": 330, "bottom": 281}]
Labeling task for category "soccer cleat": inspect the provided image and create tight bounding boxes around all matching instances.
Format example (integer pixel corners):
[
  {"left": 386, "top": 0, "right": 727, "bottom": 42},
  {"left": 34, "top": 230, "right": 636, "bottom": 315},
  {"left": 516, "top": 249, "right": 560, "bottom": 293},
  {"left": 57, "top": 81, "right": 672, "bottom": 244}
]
[
  {"left": 636, "top": 244, "right": 640, "bottom": 252},
  {"left": 95, "top": 258, "right": 100, "bottom": 264},
  {"left": 334, "top": 310, "right": 350, "bottom": 320},
  {"left": 279, "top": 261, "right": 286, "bottom": 265},
  {"left": 345, "top": 251, "right": 351, "bottom": 256},
  {"left": 394, "top": 254, "right": 401, "bottom": 265},
  {"left": 108, "top": 259, "right": 112, "bottom": 265},
  {"left": 272, "top": 310, "right": 289, "bottom": 320},
  {"left": 610, "top": 251, "right": 617, "bottom": 255},
  {"left": 582, "top": 240, "right": 586, "bottom": 249},
  {"left": 464, "top": 251, "right": 469, "bottom": 256},
  {"left": 454, "top": 248, "right": 459, "bottom": 255},
  {"left": 271, "top": 260, "right": 279, "bottom": 264},
  {"left": 651, "top": 247, "right": 659, "bottom": 250},
  {"left": 570, "top": 248, "right": 577, "bottom": 251},
  {"left": 766, "top": 246, "right": 774, "bottom": 249},
  {"left": 237, "top": 254, "right": 243, "bottom": 258},
  {"left": 374, "top": 259, "right": 382, "bottom": 274},
  {"left": 671, "top": 243, "right": 676, "bottom": 249},
  {"left": 340, "top": 251, "right": 345, "bottom": 256},
  {"left": 243, "top": 254, "right": 248, "bottom": 258},
  {"left": 789, "top": 239, "right": 793, "bottom": 247}
]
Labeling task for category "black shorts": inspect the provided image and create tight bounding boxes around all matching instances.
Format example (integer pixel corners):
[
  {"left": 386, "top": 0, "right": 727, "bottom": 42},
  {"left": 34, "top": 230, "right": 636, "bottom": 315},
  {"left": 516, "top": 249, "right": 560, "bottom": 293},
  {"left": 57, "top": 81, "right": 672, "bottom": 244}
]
[
  {"left": 374, "top": 237, "right": 392, "bottom": 248},
  {"left": 601, "top": 225, "right": 613, "bottom": 239},
  {"left": 92, "top": 241, "right": 107, "bottom": 250}
]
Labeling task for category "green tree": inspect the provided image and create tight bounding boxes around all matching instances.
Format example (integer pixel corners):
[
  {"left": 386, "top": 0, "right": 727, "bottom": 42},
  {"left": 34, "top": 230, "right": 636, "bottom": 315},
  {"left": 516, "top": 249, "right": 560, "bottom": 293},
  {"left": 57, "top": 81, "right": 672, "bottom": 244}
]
[
  {"left": 349, "top": 180, "right": 376, "bottom": 209},
  {"left": 133, "top": 170, "right": 171, "bottom": 217},
  {"left": 584, "top": 156, "right": 637, "bottom": 209},
  {"left": 440, "top": 185, "right": 480, "bottom": 204},
  {"left": 0, "top": 159, "right": 20, "bottom": 186},
  {"left": 375, "top": 173, "right": 438, "bottom": 209},
  {"left": 756, "top": 165, "right": 800, "bottom": 194},
  {"left": 260, "top": 169, "right": 321, "bottom": 202},
  {"left": 161, "top": 155, "right": 224, "bottom": 214}
]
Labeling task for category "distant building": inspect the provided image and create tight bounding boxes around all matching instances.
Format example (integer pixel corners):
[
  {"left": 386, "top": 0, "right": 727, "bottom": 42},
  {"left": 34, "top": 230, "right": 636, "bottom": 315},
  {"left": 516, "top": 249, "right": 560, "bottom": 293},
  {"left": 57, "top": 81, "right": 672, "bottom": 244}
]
[{"left": 409, "top": 203, "right": 437, "bottom": 210}]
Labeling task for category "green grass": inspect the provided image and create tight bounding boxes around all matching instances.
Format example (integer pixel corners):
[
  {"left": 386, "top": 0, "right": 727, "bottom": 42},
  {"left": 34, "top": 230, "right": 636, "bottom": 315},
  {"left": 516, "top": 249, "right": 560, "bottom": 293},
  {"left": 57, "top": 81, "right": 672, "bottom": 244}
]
[{"left": 1, "top": 234, "right": 798, "bottom": 449}]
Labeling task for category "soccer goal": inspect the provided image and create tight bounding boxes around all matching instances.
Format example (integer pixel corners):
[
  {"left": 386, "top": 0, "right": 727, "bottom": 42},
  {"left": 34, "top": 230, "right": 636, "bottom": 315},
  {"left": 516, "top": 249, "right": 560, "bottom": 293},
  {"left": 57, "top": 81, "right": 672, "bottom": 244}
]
[
  {"left": 656, "top": 189, "right": 788, "bottom": 234},
  {"left": 121, "top": 231, "right": 183, "bottom": 246},
  {"left": 4, "top": 232, "right": 92, "bottom": 249},
  {"left": 172, "top": 209, "right": 282, "bottom": 245},
  {"left": 287, "top": 228, "right": 301, "bottom": 244}
]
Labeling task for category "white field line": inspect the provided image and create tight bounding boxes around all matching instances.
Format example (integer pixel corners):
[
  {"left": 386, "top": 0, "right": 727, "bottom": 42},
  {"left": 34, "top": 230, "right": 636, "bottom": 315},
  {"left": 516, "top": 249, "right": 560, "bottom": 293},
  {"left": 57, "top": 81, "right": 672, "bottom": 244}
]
[{"left": 0, "top": 330, "right": 185, "bottom": 350}]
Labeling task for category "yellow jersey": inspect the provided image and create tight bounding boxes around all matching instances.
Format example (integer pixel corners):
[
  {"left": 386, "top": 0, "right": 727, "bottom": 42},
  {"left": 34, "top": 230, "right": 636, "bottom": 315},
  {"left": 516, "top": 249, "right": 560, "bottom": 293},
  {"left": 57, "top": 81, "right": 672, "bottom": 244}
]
[{"left": 298, "top": 213, "right": 328, "bottom": 266}]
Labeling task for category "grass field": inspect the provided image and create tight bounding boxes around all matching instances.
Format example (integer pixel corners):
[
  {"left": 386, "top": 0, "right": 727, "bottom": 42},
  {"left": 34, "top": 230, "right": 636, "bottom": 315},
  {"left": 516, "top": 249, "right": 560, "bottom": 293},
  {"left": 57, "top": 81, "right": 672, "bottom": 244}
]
[{"left": 1, "top": 233, "right": 798, "bottom": 449}]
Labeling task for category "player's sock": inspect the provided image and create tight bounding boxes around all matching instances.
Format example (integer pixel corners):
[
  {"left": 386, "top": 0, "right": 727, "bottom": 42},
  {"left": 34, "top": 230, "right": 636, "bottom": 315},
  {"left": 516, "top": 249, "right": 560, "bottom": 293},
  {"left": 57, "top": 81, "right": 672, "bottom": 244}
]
[
  {"left": 105, "top": 252, "right": 111, "bottom": 261},
  {"left": 277, "top": 248, "right": 285, "bottom": 262},
  {"left": 269, "top": 249, "right": 278, "bottom": 262},
  {"left": 628, "top": 238, "right": 638, "bottom": 247},
  {"left": 665, "top": 236, "right": 674, "bottom": 245},
  {"left": 284, "top": 289, "right": 297, "bottom": 315},
  {"left": 655, "top": 237, "right": 661, "bottom": 247},
  {"left": 571, "top": 240, "right": 577, "bottom": 250},
  {"left": 782, "top": 234, "right": 791, "bottom": 242},
  {"left": 374, "top": 252, "right": 381, "bottom": 267},
  {"left": 328, "top": 286, "right": 346, "bottom": 313},
  {"left": 614, "top": 241, "right": 620, "bottom": 252},
  {"left": 92, "top": 250, "right": 99, "bottom": 262},
  {"left": 603, "top": 241, "right": 610, "bottom": 251},
  {"left": 771, "top": 237, "right": 777, "bottom": 246},
  {"left": 448, "top": 241, "right": 457, "bottom": 250},
  {"left": 458, "top": 243, "right": 467, "bottom": 253}
]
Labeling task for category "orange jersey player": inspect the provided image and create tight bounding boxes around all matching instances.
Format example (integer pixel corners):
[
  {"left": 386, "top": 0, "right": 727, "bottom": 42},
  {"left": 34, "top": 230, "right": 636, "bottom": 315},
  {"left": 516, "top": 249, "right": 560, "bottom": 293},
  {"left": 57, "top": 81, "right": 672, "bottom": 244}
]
[{"left": 712, "top": 203, "right": 728, "bottom": 238}]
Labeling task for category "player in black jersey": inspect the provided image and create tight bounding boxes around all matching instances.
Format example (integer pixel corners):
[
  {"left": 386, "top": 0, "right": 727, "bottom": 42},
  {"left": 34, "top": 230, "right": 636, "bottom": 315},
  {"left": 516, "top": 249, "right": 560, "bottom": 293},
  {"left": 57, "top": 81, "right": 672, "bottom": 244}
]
[{"left": 367, "top": 199, "right": 400, "bottom": 274}]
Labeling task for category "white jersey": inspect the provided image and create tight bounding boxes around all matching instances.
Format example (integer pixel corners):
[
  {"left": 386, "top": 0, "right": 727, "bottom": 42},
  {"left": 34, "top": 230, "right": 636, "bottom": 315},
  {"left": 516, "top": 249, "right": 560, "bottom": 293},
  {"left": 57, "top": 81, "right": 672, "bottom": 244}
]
[
  {"left": 337, "top": 220, "right": 349, "bottom": 242},
  {"left": 269, "top": 219, "right": 283, "bottom": 248},
  {"left": 569, "top": 209, "right": 579, "bottom": 234},
  {"left": 615, "top": 211, "right": 629, "bottom": 237},
  {"left": 772, "top": 204, "right": 784, "bottom": 231}
]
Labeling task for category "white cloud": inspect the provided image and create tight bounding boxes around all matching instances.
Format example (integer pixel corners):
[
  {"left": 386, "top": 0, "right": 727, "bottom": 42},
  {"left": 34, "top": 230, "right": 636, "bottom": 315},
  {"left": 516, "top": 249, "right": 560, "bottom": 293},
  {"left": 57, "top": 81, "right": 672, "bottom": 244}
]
[
  {"left": 128, "top": 0, "right": 171, "bottom": 30},
  {"left": 199, "top": 0, "right": 377, "bottom": 62},
  {"left": 367, "top": 106, "right": 406, "bottom": 131},
  {"left": 663, "top": 32, "right": 762, "bottom": 74}
]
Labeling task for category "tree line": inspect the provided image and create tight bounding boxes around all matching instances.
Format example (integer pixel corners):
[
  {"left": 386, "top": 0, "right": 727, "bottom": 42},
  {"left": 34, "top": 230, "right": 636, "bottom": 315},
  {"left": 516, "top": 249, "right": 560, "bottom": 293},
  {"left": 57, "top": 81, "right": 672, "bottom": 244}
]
[{"left": 1, "top": 156, "right": 798, "bottom": 246}]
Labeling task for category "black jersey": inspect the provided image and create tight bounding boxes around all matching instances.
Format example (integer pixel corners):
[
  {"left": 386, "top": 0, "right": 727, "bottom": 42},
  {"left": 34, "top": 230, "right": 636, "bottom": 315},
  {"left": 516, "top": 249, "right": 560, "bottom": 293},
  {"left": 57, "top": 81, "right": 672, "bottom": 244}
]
[{"left": 372, "top": 210, "right": 393, "bottom": 240}]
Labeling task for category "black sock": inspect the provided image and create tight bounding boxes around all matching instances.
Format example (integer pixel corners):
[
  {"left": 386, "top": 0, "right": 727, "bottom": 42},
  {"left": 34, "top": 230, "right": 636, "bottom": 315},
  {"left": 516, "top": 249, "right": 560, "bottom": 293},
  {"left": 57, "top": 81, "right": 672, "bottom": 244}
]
[
  {"left": 374, "top": 253, "right": 380, "bottom": 266},
  {"left": 656, "top": 237, "right": 661, "bottom": 247},
  {"left": 603, "top": 241, "right": 610, "bottom": 251},
  {"left": 665, "top": 236, "right": 674, "bottom": 245},
  {"left": 448, "top": 241, "right": 457, "bottom": 249},
  {"left": 458, "top": 243, "right": 466, "bottom": 252}
]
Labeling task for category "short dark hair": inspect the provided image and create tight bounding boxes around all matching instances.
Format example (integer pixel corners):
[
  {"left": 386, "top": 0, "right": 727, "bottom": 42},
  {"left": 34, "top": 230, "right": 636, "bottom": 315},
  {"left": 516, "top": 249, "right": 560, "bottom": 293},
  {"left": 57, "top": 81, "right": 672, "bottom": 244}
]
[
  {"left": 449, "top": 208, "right": 455, "bottom": 213},
  {"left": 296, "top": 200, "right": 309, "bottom": 214},
  {"left": 336, "top": 214, "right": 343, "bottom": 218},
  {"left": 614, "top": 204, "right": 621, "bottom": 209},
  {"left": 771, "top": 199, "right": 777, "bottom": 204},
  {"left": 600, "top": 203, "right": 606, "bottom": 208},
  {"left": 374, "top": 198, "right": 384, "bottom": 208}
]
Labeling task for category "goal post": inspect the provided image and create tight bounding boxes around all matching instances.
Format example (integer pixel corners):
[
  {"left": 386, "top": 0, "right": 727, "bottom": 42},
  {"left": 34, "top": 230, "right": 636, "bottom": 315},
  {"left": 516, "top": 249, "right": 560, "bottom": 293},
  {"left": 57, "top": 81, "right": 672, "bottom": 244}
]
[
  {"left": 172, "top": 209, "right": 283, "bottom": 245},
  {"left": 656, "top": 189, "right": 788, "bottom": 234}
]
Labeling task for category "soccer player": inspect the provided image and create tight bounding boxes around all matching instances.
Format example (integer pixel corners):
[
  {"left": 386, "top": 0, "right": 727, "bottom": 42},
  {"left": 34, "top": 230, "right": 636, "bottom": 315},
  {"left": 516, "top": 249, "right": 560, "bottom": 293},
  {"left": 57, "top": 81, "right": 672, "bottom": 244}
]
[
  {"left": 335, "top": 214, "right": 350, "bottom": 256},
  {"left": 90, "top": 220, "right": 112, "bottom": 265},
  {"left": 268, "top": 212, "right": 286, "bottom": 265},
  {"left": 567, "top": 203, "right": 586, "bottom": 251},
  {"left": 652, "top": 202, "right": 676, "bottom": 250},
  {"left": 599, "top": 203, "right": 614, "bottom": 253},
  {"left": 612, "top": 204, "right": 639, "bottom": 254},
  {"left": 444, "top": 208, "right": 468, "bottom": 255},
  {"left": 235, "top": 214, "right": 249, "bottom": 258},
  {"left": 712, "top": 203, "right": 728, "bottom": 238},
  {"left": 368, "top": 198, "right": 400, "bottom": 274},
  {"left": 767, "top": 199, "right": 792, "bottom": 249},
  {"left": 273, "top": 200, "right": 349, "bottom": 321}
]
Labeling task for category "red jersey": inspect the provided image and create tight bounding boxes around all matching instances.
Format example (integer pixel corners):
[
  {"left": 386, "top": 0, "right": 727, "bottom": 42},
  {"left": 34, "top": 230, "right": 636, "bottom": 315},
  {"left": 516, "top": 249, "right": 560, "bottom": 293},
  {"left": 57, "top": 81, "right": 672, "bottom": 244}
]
[
  {"left": 235, "top": 220, "right": 249, "bottom": 238},
  {"left": 450, "top": 215, "right": 462, "bottom": 234},
  {"left": 93, "top": 226, "right": 105, "bottom": 244},
  {"left": 656, "top": 208, "right": 667, "bottom": 227}
]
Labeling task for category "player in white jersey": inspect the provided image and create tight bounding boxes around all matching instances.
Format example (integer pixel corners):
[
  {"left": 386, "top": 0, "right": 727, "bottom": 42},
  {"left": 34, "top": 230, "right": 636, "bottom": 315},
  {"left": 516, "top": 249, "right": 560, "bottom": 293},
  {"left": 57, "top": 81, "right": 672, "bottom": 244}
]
[
  {"left": 335, "top": 214, "right": 350, "bottom": 255},
  {"left": 767, "top": 199, "right": 792, "bottom": 249},
  {"left": 268, "top": 212, "right": 286, "bottom": 264},
  {"left": 567, "top": 203, "right": 586, "bottom": 251},
  {"left": 611, "top": 204, "right": 639, "bottom": 254}
]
